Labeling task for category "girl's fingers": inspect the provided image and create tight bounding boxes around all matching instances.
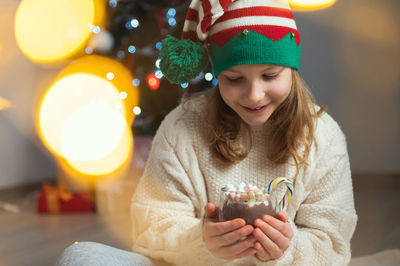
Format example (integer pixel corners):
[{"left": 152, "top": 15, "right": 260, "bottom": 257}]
[
  {"left": 253, "top": 227, "right": 283, "bottom": 259},
  {"left": 204, "top": 218, "right": 246, "bottom": 237},
  {"left": 205, "top": 203, "right": 218, "bottom": 218},
  {"left": 275, "top": 212, "right": 288, "bottom": 223},
  {"left": 254, "top": 241, "right": 271, "bottom": 261},
  {"left": 233, "top": 246, "right": 258, "bottom": 259},
  {"left": 213, "top": 225, "right": 254, "bottom": 246},
  {"left": 218, "top": 235, "right": 257, "bottom": 258},
  {"left": 262, "top": 215, "right": 293, "bottom": 239},
  {"left": 254, "top": 218, "right": 290, "bottom": 250}
]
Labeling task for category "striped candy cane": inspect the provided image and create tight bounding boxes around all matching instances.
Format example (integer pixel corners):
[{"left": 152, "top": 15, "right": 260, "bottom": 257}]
[{"left": 267, "top": 177, "right": 294, "bottom": 212}]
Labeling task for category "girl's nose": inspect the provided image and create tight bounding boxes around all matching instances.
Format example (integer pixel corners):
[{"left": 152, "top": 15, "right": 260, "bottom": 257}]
[{"left": 246, "top": 82, "right": 265, "bottom": 103}]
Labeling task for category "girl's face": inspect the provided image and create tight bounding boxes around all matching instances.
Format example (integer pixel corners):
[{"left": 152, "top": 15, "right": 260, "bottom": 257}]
[{"left": 218, "top": 64, "right": 292, "bottom": 126}]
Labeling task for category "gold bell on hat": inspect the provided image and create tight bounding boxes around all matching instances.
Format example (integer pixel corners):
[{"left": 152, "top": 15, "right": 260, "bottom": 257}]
[{"left": 243, "top": 29, "right": 249, "bottom": 36}]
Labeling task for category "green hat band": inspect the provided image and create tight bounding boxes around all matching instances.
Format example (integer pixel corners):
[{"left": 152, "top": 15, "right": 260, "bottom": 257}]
[{"left": 209, "top": 30, "right": 301, "bottom": 78}]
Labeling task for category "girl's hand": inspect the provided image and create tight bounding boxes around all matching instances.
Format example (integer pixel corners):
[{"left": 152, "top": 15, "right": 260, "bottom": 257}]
[
  {"left": 252, "top": 212, "right": 293, "bottom": 262},
  {"left": 202, "top": 203, "right": 257, "bottom": 260}
]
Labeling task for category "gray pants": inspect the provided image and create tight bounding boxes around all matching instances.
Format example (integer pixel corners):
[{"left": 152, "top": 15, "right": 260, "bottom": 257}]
[{"left": 55, "top": 242, "right": 154, "bottom": 266}]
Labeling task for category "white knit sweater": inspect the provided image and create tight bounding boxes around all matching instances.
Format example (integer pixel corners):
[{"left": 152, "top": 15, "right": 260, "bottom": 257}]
[{"left": 131, "top": 95, "right": 357, "bottom": 266}]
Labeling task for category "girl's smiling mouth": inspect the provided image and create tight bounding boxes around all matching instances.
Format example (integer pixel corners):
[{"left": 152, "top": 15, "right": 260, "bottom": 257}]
[{"left": 241, "top": 104, "right": 269, "bottom": 113}]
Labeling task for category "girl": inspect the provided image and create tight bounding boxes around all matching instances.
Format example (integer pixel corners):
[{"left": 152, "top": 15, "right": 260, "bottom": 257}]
[
  {"left": 130, "top": 0, "right": 357, "bottom": 265},
  {"left": 57, "top": 0, "right": 357, "bottom": 265}
]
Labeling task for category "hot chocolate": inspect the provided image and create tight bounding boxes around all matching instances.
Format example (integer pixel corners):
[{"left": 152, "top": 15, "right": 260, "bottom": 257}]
[{"left": 218, "top": 184, "right": 276, "bottom": 225}]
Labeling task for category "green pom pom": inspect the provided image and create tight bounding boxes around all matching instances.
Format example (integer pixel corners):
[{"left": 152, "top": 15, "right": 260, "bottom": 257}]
[{"left": 160, "top": 35, "right": 208, "bottom": 84}]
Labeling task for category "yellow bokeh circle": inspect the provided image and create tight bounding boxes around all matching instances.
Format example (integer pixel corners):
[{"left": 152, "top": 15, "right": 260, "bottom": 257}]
[
  {"left": 37, "top": 56, "right": 139, "bottom": 177},
  {"left": 15, "top": 0, "right": 105, "bottom": 63},
  {"left": 289, "top": 0, "right": 336, "bottom": 11}
]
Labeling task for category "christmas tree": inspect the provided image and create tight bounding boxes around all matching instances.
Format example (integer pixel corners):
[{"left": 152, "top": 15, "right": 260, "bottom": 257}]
[{"left": 91, "top": 0, "right": 217, "bottom": 136}]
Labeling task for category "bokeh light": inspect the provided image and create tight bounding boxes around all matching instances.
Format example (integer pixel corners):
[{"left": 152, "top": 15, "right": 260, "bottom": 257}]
[
  {"left": 15, "top": 0, "right": 105, "bottom": 63},
  {"left": 167, "top": 8, "right": 176, "bottom": 18},
  {"left": 37, "top": 55, "right": 139, "bottom": 179},
  {"left": 128, "top": 45, "right": 136, "bottom": 54},
  {"left": 106, "top": 72, "right": 115, "bottom": 80},
  {"left": 132, "top": 78, "right": 140, "bottom": 87},
  {"left": 146, "top": 73, "right": 160, "bottom": 91},
  {"left": 155, "top": 42, "right": 162, "bottom": 50},
  {"left": 133, "top": 106, "right": 141, "bottom": 116},
  {"left": 212, "top": 78, "right": 219, "bottom": 86},
  {"left": 60, "top": 101, "right": 127, "bottom": 162},
  {"left": 85, "top": 47, "right": 94, "bottom": 54},
  {"left": 205, "top": 72, "right": 213, "bottom": 81},
  {"left": 168, "top": 18, "right": 177, "bottom": 27},
  {"left": 54, "top": 55, "right": 139, "bottom": 124},
  {"left": 130, "top": 19, "right": 140, "bottom": 29},
  {"left": 155, "top": 70, "right": 163, "bottom": 79},
  {"left": 0, "top": 97, "right": 13, "bottom": 110},
  {"left": 155, "top": 59, "right": 161, "bottom": 68},
  {"left": 289, "top": 0, "right": 336, "bottom": 11},
  {"left": 119, "top": 91, "right": 128, "bottom": 99},
  {"left": 108, "top": 0, "right": 117, "bottom": 8},
  {"left": 117, "top": 50, "right": 125, "bottom": 59}
]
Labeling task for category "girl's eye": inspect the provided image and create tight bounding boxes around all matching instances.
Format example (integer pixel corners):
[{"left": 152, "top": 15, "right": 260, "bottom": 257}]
[
  {"left": 226, "top": 76, "right": 242, "bottom": 82},
  {"left": 263, "top": 74, "right": 278, "bottom": 80}
]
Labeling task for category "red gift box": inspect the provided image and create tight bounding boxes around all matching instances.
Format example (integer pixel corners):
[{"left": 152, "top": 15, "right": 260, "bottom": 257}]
[{"left": 37, "top": 182, "right": 94, "bottom": 213}]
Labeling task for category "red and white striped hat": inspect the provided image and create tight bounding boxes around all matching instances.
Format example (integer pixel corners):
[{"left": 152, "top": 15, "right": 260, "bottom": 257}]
[{"left": 160, "top": 0, "right": 301, "bottom": 84}]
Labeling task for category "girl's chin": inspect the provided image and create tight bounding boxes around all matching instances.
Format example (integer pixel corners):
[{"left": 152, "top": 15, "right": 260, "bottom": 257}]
[
  {"left": 241, "top": 117, "right": 270, "bottom": 126},
  {"left": 246, "top": 121, "right": 267, "bottom": 126}
]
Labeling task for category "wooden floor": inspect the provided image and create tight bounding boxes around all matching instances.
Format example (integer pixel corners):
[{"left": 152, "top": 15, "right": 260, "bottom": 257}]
[{"left": 0, "top": 174, "right": 399, "bottom": 266}]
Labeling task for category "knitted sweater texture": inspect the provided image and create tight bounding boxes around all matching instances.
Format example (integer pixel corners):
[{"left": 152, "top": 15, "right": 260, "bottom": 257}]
[{"left": 131, "top": 95, "right": 357, "bottom": 266}]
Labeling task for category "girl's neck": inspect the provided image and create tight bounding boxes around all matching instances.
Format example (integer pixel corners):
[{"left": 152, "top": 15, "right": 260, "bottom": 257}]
[{"left": 249, "top": 121, "right": 271, "bottom": 133}]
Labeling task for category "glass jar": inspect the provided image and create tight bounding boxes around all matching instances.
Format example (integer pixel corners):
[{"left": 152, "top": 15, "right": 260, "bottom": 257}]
[{"left": 217, "top": 186, "right": 276, "bottom": 225}]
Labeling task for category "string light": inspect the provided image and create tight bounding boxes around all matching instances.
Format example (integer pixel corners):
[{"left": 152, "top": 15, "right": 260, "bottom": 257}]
[
  {"left": 89, "top": 24, "right": 101, "bottom": 34},
  {"left": 117, "top": 50, "right": 125, "bottom": 59},
  {"left": 125, "top": 21, "right": 133, "bottom": 30},
  {"left": 130, "top": 19, "right": 140, "bottom": 28},
  {"left": 155, "top": 58, "right": 161, "bottom": 68},
  {"left": 212, "top": 78, "right": 218, "bottom": 86},
  {"left": 181, "top": 83, "right": 189, "bottom": 89},
  {"left": 108, "top": 0, "right": 117, "bottom": 8},
  {"left": 167, "top": 8, "right": 176, "bottom": 18},
  {"left": 155, "top": 42, "right": 162, "bottom": 50},
  {"left": 155, "top": 70, "right": 163, "bottom": 79},
  {"left": 133, "top": 106, "right": 141, "bottom": 115},
  {"left": 106, "top": 72, "right": 115, "bottom": 80},
  {"left": 132, "top": 78, "right": 140, "bottom": 87},
  {"left": 93, "top": 26, "right": 101, "bottom": 34},
  {"left": 85, "top": 47, "right": 93, "bottom": 54},
  {"left": 128, "top": 45, "right": 136, "bottom": 54},
  {"left": 168, "top": 18, "right": 176, "bottom": 27},
  {"left": 205, "top": 72, "right": 213, "bottom": 81},
  {"left": 119, "top": 91, "right": 127, "bottom": 99},
  {"left": 125, "top": 19, "right": 140, "bottom": 30},
  {"left": 146, "top": 73, "right": 160, "bottom": 91}
]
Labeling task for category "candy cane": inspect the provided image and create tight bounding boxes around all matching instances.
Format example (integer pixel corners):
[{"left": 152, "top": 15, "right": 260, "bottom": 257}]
[{"left": 267, "top": 177, "right": 293, "bottom": 212}]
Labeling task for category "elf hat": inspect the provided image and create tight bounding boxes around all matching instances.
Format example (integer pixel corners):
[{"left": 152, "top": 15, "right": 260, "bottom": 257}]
[{"left": 160, "top": 0, "right": 301, "bottom": 84}]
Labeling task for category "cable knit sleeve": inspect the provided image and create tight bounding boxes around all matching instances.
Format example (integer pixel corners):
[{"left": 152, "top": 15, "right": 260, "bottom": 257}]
[
  {"left": 255, "top": 115, "right": 358, "bottom": 266},
  {"left": 130, "top": 107, "right": 228, "bottom": 266}
]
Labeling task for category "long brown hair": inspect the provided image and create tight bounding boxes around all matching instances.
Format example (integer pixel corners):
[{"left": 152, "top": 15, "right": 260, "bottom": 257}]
[{"left": 206, "top": 69, "right": 325, "bottom": 178}]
